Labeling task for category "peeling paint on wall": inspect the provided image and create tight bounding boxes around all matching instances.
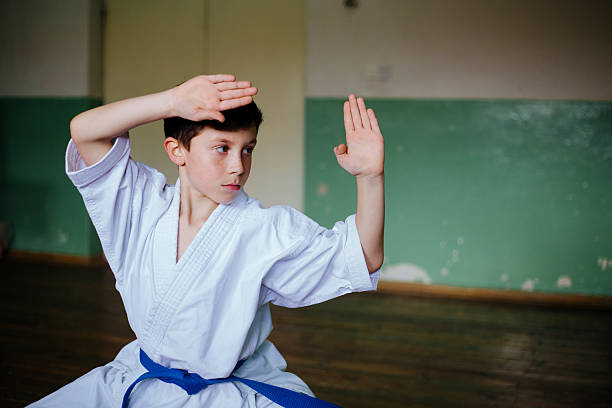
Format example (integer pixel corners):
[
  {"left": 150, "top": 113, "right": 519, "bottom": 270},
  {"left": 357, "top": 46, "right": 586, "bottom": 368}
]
[
  {"left": 57, "top": 230, "right": 68, "bottom": 244},
  {"left": 437, "top": 237, "right": 465, "bottom": 278},
  {"left": 557, "top": 276, "right": 572, "bottom": 288},
  {"left": 597, "top": 257, "right": 611, "bottom": 271},
  {"left": 305, "top": 98, "right": 612, "bottom": 296},
  {"left": 316, "top": 182, "right": 329, "bottom": 196},
  {"left": 452, "top": 249, "right": 460, "bottom": 262},
  {"left": 381, "top": 263, "right": 432, "bottom": 284},
  {"left": 521, "top": 278, "right": 539, "bottom": 292}
]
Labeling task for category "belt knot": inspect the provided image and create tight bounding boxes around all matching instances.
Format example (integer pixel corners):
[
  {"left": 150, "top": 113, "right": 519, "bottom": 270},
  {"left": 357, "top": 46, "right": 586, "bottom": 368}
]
[
  {"left": 180, "top": 371, "right": 209, "bottom": 395},
  {"left": 122, "top": 349, "right": 342, "bottom": 408}
]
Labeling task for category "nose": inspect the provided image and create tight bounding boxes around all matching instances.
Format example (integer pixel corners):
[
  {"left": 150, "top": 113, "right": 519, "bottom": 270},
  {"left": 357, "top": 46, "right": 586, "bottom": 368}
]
[{"left": 229, "top": 151, "right": 245, "bottom": 175}]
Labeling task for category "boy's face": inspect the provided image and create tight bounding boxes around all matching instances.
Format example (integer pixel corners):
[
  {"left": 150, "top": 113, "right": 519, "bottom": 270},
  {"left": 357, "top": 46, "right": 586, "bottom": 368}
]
[{"left": 181, "top": 126, "right": 257, "bottom": 205}]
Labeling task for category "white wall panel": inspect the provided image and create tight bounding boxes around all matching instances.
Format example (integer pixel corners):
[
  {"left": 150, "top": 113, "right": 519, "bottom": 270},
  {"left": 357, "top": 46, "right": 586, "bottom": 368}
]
[
  {"left": 307, "top": 0, "right": 612, "bottom": 99},
  {"left": 0, "top": 0, "right": 102, "bottom": 97}
]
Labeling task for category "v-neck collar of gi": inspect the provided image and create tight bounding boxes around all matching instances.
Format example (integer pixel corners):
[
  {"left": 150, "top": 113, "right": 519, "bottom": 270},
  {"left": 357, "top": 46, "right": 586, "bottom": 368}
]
[
  {"left": 144, "top": 178, "right": 248, "bottom": 354},
  {"left": 152, "top": 178, "right": 247, "bottom": 295}
]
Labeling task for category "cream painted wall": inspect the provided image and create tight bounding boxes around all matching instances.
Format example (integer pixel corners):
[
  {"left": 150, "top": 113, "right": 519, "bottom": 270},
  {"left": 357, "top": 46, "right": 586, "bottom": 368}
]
[
  {"left": 104, "top": 0, "right": 306, "bottom": 209},
  {"left": 208, "top": 0, "right": 306, "bottom": 209},
  {"left": 307, "top": 0, "right": 612, "bottom": 100},
  {"left": 0, "top": 0, "right": 102, "bottom": 97},
  {"left": 104, "top": 0, "right": 207, "bottom": 180}
]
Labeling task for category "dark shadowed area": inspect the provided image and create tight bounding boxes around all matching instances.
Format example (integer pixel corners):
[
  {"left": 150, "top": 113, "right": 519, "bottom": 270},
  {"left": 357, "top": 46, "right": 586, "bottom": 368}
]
[{"left": 1, "top": 259, "right": 610, "bottom": 407}]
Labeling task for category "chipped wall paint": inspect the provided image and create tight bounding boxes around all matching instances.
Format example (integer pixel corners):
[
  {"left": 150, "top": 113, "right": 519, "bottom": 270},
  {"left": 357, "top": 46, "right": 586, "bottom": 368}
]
[
  {"left": 521, "top": 278, "right": 539, "bottom": 292},
  {"left": 305, "top": 98, "right": 612, "bottom": 296},
  {"left": 597, "top": 257, "right": 612, "bottom": 271},
  {"left": 316, "top": 182, "right": 329, "bottom": 196},
  {"left": 381, "top": 263, "right": 432, "bottom": 284},
  {"left": 557, "top": 276, "right": 572, "bottom": 288}
]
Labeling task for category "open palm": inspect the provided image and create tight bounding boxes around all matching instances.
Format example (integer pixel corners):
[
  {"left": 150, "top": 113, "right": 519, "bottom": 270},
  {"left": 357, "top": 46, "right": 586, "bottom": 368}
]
[
  {"left": 171, "top": 74, "right": 258, "bottom": 122},
  {"left": 334, "top": 94, "right": 385, "bottom": 178}
]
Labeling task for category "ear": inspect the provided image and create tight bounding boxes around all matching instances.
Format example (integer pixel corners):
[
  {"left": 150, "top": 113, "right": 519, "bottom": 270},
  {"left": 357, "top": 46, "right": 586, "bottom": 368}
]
[{"left": 164, "top": 137, "right": 186, "bottom": 166}]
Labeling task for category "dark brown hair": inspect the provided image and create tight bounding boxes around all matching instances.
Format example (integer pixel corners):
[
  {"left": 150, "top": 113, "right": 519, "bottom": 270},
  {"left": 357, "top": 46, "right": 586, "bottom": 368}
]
[{"left": 163, "top": 101, "right": 263, "bottom": 150}]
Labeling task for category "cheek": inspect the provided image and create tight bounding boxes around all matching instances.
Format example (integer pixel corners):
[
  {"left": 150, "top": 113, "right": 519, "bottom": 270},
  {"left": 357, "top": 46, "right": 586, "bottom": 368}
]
[
  {"left": 243, "top": 157, "right": 253, "bottom": 176},
  {"left": 188, "top": 154, "right": 220, "bottom": 178}
]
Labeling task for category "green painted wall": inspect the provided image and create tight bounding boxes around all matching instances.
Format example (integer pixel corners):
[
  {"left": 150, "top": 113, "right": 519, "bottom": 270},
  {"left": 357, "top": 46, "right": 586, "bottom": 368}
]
[
  {"left": 306, "top": 98, "right": 612, "bottom": 296},
  {"left": 0, "top": 97, "right": 102, "bottom": 256}
]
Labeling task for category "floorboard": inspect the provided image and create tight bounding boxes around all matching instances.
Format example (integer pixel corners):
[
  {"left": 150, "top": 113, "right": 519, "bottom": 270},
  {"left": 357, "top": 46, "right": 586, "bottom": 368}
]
[{"left": 1, "top": 259, "right": 610, "bottom": 407}]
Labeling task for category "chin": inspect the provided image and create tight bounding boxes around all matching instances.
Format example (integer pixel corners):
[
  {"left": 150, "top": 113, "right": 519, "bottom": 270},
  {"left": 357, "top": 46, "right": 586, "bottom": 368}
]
[{"left": 218, "top": 194, "right": 238, "bottom": 205}]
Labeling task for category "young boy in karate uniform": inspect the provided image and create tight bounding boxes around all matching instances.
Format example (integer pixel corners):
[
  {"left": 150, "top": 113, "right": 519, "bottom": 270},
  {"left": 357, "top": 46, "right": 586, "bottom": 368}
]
[{"left": 28, "top": 74, "right": 385, "bottom": 407}]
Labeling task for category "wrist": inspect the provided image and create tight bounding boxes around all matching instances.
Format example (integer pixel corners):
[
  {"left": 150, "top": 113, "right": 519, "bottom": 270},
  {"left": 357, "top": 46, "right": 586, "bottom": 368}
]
[
  {"left": 356, "top": 172, "right": 384, "bottom": 184},
  {"left": 154, "top": 88, "right": 178, "bottom": 119},
  {"left": 160, "top": 88, "right": 177, "bottom": 118}
]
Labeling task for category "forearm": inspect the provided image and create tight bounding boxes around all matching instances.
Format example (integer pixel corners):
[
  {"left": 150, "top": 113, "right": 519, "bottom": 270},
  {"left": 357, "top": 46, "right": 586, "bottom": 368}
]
[
  {"left": 70, "top": 90, "right": 174, "bottom": 166},
  {"left": 355, "top": 173, "right": 385, "bottom": 273}
]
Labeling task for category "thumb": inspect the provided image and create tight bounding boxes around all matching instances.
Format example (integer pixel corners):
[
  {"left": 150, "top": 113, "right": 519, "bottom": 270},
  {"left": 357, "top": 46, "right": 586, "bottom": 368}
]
[
  {"left": 208, "top": 110, "right": 225, "bottom": 123},
  {"left": 333, "top": 144, "right": 348, "bottom": 168},
  {"left": 196, "top": 109, "right": 225, "bottom": 122},
  {"left": 334, "top": 143, "right": 347, "bottom": 156}
]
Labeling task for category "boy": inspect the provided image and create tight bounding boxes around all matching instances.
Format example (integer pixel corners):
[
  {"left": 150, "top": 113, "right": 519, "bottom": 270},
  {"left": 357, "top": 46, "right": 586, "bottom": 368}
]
[{"left": 29, "top": 74, "right": 384, "bottom": 407}]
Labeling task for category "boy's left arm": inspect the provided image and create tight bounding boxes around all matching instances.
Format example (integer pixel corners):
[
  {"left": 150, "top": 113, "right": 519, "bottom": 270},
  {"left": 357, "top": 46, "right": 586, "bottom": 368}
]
[{"left": 333, "top": 94, "right": 385, "bottom": 273}]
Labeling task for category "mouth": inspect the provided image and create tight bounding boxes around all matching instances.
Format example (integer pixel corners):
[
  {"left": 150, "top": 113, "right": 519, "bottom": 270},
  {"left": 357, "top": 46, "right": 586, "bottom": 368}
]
[{"left": 222, "top": 184, "right": 241, "bottom": 191}]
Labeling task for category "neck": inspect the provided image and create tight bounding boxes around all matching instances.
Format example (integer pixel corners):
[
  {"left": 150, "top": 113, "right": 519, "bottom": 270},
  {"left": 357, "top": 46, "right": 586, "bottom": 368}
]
[{"left": 178, "top": 175, "right": 218, "bottom": 226}]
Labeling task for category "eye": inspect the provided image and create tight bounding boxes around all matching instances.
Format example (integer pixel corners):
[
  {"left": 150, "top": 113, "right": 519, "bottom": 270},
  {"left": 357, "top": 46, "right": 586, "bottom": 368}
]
[
  {"left": 242, "top": 146, "right": 254, "bottom": 155},
  {"left": 216, "top": 146, "right": 228, "bottom": 153}
]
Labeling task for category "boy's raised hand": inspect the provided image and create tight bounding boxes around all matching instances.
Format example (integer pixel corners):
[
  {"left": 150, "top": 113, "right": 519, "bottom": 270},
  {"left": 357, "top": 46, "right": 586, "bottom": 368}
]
[
  {"left": 334, "top": 94, "right": 385, "bottom": 178},
  {"left": 170, "top": 74, "right": 258, "bottom": 122}
]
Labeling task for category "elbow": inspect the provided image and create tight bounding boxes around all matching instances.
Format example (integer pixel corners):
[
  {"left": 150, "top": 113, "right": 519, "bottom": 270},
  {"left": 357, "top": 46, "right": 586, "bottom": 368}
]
[
  {"left": 368, "top": 264, "right": 382, "bottom": 274},
  {"left": 70, "top": 114, "right": 84, "bottom": 143},
  {"left": 367, "top": 252, "right": 384, "bottom": 274}
]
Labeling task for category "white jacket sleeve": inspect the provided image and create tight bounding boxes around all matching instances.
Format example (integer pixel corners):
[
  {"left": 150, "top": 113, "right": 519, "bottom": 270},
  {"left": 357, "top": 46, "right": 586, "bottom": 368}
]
[
  {"left": 65, "top": 134, "right": 170, "bottom": 282},
  {"left": 260, "top": 206, "right": 379, "bottom": 308}
]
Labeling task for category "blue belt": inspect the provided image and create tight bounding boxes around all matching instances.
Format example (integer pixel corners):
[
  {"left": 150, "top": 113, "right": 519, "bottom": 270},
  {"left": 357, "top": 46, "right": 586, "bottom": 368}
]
[{"left": 122, "top": 349, "right": 341, "bottom": 408}]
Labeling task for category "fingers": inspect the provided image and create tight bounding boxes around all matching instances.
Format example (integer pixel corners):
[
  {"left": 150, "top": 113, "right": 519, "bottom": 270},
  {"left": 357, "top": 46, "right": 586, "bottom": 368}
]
[
  {"left": 205, "top": 74, "right": 236, "bottom": 83},
  {"left": 220, "top": 87, "right": 258, "bottom": 101},
  {"left": 367, "top": 108, "right": 380, "bottom": 134},
  {"left": 357, "top": 97, "right": 371, "bottom": 129},
  {"left": 347, "top": 94, "right": 374, "bottom": 130},
  {"left": 219, "top": 96, "right": 253, "bottom": 111},
  {"left": 348, "top": 94, "right": 361, "bottom": 130},
  {"left": 216, "top": 80, "right": 252, "bottom": 91},
  {"left": 343, "top": 101, "right": 354, "bottom": 133}
]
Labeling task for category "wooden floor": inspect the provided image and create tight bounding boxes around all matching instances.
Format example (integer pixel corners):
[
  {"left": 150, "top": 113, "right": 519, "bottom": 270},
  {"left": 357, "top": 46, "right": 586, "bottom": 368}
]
[{"left": 1, "top": 259, "right": 611, "bottom": 407}]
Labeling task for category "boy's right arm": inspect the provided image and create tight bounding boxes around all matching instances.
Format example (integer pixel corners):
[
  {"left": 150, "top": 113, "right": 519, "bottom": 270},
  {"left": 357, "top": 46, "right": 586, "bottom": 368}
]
[{"left": 70, "top": 74, "right": 258, "bottom": 166}]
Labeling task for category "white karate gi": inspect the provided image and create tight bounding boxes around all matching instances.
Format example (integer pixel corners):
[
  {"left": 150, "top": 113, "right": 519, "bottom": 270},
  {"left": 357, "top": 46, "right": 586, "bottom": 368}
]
[{"left": 29, "top": 135, "right": 379, "bottom": 408}]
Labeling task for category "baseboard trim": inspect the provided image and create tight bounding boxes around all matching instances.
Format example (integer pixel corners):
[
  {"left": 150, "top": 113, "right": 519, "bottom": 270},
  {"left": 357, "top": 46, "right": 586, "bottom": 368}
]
[
  {"left": 378, "top": 281, "right": 612, "bottom": 309},
  {"left": 6, "top": 250, "right": 106, "bottom": 267},
  {"left": 4, "top": 251, "right": 611, "bottom": 308}
]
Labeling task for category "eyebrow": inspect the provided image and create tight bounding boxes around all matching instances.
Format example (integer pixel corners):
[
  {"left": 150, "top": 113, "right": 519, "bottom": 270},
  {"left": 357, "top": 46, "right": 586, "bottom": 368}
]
[{"left": 214, "top": 138, "right": 257, "bottom": 146}]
